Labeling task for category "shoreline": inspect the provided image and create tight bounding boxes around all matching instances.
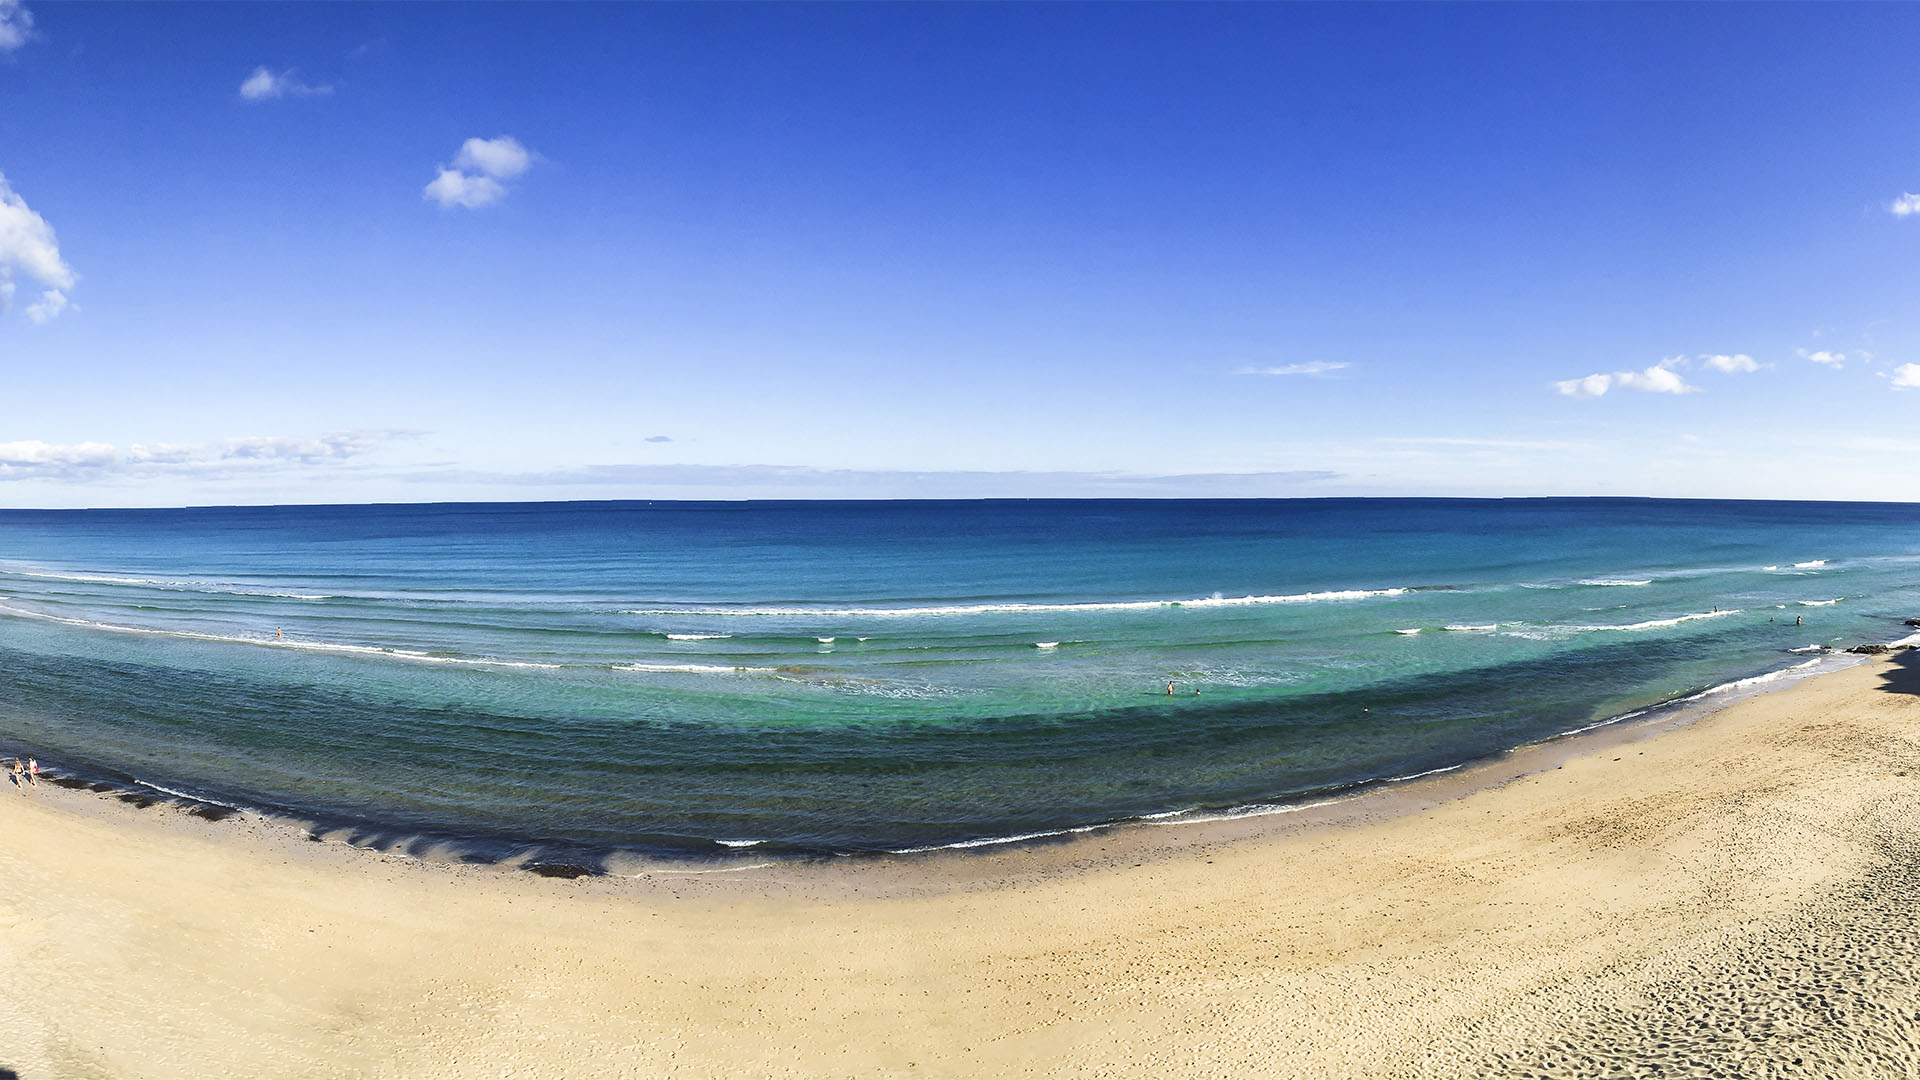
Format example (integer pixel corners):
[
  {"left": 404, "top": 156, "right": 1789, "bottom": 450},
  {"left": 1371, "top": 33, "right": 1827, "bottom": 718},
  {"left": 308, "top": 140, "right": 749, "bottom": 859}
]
[
  {"left": 0, "top": 652, "right": 1916, "bottom": 1073},
  {"left": 1, "top": 641, "right": 1887, "bottom": 878}
]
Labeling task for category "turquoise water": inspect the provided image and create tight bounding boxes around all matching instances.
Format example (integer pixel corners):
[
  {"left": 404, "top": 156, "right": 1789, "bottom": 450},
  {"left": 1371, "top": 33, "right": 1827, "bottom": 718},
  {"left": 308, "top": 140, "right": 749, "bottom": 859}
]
[{"left": 0, "top": 498, "right": 1914, "bottom": 860}]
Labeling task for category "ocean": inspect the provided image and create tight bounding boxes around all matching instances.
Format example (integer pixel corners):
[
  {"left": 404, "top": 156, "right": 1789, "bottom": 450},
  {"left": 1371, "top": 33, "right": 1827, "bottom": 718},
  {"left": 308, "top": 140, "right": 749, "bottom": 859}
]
[{"left": 0, "top": 497, "right": 1914, "bottom": 863}]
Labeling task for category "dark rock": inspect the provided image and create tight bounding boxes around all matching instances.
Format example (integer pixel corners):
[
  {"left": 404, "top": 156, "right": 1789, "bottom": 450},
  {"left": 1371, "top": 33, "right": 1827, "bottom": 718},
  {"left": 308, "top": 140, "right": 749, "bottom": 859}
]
[
  {"left": 1904, "top": 618, "right": 1920, "bottom": 627},
  {"left": 1846, "top": 644, "right": 1891, "bottom": 655}
]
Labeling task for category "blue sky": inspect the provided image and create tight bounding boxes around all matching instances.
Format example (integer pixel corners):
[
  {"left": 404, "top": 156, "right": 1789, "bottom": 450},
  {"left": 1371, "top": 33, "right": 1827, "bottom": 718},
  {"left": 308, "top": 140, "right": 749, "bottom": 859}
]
[{"left": 2, "top": 2, "right": 1919, "bottom": 507}]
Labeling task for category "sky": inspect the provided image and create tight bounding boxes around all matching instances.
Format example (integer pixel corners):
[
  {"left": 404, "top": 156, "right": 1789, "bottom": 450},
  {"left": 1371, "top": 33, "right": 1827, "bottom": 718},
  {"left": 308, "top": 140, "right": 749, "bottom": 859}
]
[{"left": 2, "top": 2, "right": 1920, "bottom": 507}]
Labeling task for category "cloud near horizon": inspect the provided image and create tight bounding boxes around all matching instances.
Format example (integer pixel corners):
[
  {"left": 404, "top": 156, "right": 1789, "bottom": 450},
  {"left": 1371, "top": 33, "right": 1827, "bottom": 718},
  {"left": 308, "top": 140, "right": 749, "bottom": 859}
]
[
  {"left": 0, "top": 170, "right": 76, "bottom": 323},
  {"left": 424, "top": 136, "right": 536, "bottom": 209},
  {"left": 1236, "top": 361, "right": 1348, "bottom": 377},
  {"left": 0, "top": 430, "right": 414, "bottom": 481},
  {"left": 239, "top": 66, "right": 333, "bottom": 101},
  {"left": 398, "top": 463, "right": 1344, "bottom": 498}
]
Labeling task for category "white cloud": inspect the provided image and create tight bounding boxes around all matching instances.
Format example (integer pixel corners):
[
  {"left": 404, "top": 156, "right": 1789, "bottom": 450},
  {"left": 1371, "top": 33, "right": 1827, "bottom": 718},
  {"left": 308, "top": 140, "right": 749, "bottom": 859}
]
[
  {"left": 423, "top": 168, "right": 506, "bottom": 210},
  {"left": 0, "top": 171, "right": 75, "bottom": 323},
  {"left": 424, "top": 135, "right": 536, "bottom": 210},
  {"left": 0, "top": 440, "right": 116, "bottom": 472},
  {"left": 1892, "top": 193, "right": 1920, "bottom": 217},
  {"left": 221, "top": 431, "right": 386, "bottom": 462},
  {"left": 1553, "top": 360, "right": 1697, "bottom": 398},
  {"left": 1800, "top": 349, "right": 1845, "bottom": 368},
  {"left": 239, "top": 66, "right": 332, "bottom": 101},
  {"left": 454, "top": 136, "right": 532, "bottom": 179},
  {"left": 22, "top": 287, "right": 65, "bottom": 323},
  {"left": 1615, "top": 365, "right": 1694, "bottom": 394},
  {"left": 1237, "top": 361, "right": 1349, "bottom": 377},
  {"left": 0, "top": 0, "right": 31, "bottom": 52},
  {"left": 1701, "top": 353, "right": 1757, "bottom": 374},
  {"left": 1891, "top": 363, "right": 1920, "bottom": 390},
  {"left": 1554, "top": 373, "right": 1614, "bottom": 398}
]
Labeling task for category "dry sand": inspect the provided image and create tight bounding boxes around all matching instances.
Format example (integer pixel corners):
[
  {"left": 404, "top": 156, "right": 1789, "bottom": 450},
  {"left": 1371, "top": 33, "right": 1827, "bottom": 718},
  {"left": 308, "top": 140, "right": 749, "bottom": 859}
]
[{"left": 3, "top": 652, "right": 1920, "bottom": 1078}]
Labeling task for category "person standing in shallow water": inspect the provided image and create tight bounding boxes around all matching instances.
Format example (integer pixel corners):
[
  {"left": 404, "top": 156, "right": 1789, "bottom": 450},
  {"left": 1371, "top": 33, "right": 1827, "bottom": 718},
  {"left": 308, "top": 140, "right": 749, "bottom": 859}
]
[{"left": 1166, "top": 681, "right": 1175, "bottom": 696}]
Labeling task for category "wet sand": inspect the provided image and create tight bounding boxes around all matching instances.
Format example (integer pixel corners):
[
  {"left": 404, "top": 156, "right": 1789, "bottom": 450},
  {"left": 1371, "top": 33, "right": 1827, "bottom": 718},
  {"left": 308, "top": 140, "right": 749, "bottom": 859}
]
[{"left": 1, "top": 652, "right": 1918, "bottom": 1077}]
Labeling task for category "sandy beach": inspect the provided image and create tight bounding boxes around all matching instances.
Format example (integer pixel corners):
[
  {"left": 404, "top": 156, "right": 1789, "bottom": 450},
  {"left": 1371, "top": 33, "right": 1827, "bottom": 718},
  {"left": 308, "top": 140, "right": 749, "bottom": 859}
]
[{"left": 0, "top": 651, "right": 1916, "bottom": 1078}]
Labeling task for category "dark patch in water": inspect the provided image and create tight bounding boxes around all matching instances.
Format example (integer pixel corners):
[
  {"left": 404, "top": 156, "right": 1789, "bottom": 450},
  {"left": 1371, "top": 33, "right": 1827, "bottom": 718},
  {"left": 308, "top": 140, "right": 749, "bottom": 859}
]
[
  {"left": 46, "top": 776, "right": 91, "bottom": 790},
  {"left": 186, "top": 804, "right": 236, "bottom": 821},
  {"left": 527, "top": 863, "right": 593, "bottom": 879},
  {"left": 86, "top": 782, "right": 114, "bottom": 792},
  {"left": 115, "top": 793, "right": 155, "bottom": 808},
  {"left": 460, "top": 853, "right": 499, "bottom": 865}
]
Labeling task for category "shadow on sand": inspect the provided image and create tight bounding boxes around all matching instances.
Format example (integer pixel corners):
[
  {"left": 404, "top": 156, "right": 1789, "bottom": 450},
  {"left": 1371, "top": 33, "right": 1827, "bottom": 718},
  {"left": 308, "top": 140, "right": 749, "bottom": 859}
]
[{"left": 1874, "top": 646, "right": 1920, "bottom": 698}]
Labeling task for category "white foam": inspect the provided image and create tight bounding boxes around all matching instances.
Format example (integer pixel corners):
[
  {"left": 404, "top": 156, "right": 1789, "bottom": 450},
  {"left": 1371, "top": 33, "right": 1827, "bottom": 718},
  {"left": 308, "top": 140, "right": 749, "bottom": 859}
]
[
  {"left": 619, "top": 587, "right": 1409, "bottom": 619},
  {"left": 1788, "top": 645, "right": 1828, "bottom": 653},
  {"left": 1383, "top": 763, "right": 1464, "bottom": 783},
  {"left": 1579, "top": 579, "right": 1653, "bottom": 587},
  {"left": 1676, "top": 659, "right": 1824, "bottom": 703},
  {"left": 612, "top": 662, "right": 779, "bottom": 675},
  {"left": 889, "top": 823, "right": 1110, "bottom": 854},
  {"left": 1443, "top": 624, "right": 1497, "bottom": 632},
  {"left": 662, "top": 633, "right": 731, "bottom": 641},
  {"left": 715, "top": 839, "right": 763, "bottom": 848},
  {"left": 131, "top": 779, "right": 251, "bottom": 814},
  {"left": 1793, "top": 559, "right": 1828, "bottom": 568},
  {"left": 1393, "top": 628, "right": 1422, "bottom": 635},
  {"left": 1147, "top": 796, "right": 1350, "bottom": 828},
  {"left": 0, "top": 602, "right": 563, "bottom": 669},
  {"left": 1, "top": 567, "right": 337, "bottom": 601},
  {"left": 1762, "top": 565, "right": 1780, "bottom": 571},
  {"left": 1798, "top": 599, "right": 1841, "bottom": 607},
  {"left": 1034, "top": 641, "right": 1060, "bottom": 649},
  {"left": 1572, "top": 609, "right": 1739, "bottom": 633},
  {"left": 816, "top": 637, "right": 835, "bottom": 644}
]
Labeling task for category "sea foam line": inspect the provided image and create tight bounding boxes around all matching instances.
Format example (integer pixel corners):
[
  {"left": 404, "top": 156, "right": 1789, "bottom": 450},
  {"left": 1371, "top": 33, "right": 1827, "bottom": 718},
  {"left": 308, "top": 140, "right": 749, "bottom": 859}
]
[
  {"left": 1570, "top": 608, "right": 1740, "bottom": 633},
  {"left": 1578, "top": 579, "right": 1654, "bottom": 587},
  {"left": 619, "top": 588, "right": 1410, "bottom": 619},
  {"left": 1675, "top": 658, "right": 1825, "bottom": 703},
  {"left": 0, "top": 602, "right": 562, "bottom": 669},
  {"left": 1, "top": 567, "right": 336, "bottom": 601},
  {"left": 612, "top": 662, "right": 781, "bottom": 675}
]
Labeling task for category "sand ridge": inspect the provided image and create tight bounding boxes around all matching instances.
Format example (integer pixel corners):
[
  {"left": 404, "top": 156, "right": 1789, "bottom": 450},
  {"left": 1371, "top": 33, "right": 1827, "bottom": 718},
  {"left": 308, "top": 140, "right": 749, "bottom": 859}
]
[{"left": 0, "top": 654, "right": 1917, "bottom": 1076}]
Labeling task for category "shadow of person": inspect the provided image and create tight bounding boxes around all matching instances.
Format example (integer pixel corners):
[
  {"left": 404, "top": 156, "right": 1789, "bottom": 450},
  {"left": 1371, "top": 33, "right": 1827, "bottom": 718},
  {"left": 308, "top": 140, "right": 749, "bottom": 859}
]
[{"left": 1875, "top": 647, "right": 1920, "bottom": 698}]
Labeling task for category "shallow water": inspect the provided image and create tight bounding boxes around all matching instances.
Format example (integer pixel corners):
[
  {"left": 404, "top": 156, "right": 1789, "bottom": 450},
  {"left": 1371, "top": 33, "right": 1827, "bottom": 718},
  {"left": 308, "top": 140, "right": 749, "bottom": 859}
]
[{"left": 0, "top": 498, "right": 1913, "bottom": 858}]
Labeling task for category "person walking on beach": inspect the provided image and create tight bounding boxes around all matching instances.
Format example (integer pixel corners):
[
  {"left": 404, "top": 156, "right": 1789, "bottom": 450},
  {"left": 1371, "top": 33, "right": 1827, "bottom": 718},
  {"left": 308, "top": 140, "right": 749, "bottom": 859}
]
[
  {"left": 10, "top": 758, "right": 22, "bottom": 790},
  {"left": 27, "top": 757, "right": 37, "bottom": 787}
]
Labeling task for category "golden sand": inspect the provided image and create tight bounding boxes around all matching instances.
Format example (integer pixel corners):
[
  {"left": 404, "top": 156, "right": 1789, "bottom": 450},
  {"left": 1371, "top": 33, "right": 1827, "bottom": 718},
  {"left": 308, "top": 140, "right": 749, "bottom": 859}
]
[{"left": 2, "top": 653, "right": 1918, "bottom": 1077}]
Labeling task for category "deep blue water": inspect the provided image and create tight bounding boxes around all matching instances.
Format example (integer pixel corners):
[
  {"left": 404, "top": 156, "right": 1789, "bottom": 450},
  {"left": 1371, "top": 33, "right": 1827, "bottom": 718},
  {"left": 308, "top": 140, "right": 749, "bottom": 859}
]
[{"left": 0, "top": 498, "right": 1914, "bottom": 860}]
